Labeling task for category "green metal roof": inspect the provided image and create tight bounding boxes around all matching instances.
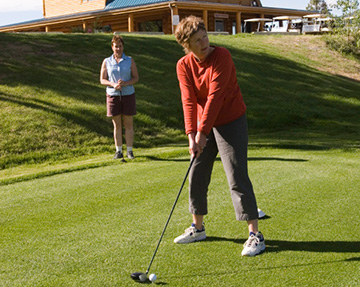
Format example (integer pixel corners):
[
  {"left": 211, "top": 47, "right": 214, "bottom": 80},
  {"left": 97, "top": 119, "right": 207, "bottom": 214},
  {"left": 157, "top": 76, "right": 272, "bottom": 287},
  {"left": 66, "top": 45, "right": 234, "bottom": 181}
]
[{"left": 105, "top": 0, "right": 169, "bottom": 10}]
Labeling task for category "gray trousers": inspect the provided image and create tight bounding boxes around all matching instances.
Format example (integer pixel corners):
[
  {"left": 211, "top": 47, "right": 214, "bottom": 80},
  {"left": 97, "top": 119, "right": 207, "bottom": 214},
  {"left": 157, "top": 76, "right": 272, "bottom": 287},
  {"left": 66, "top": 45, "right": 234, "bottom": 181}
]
[{"left": 188, "top": 115, "right": 258, "bottom": 221}]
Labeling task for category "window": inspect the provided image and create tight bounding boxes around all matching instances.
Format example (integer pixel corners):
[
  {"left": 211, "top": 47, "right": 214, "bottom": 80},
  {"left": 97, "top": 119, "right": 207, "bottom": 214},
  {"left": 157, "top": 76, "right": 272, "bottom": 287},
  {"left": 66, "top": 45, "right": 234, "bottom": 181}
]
[{"left": 139, "top": 20, "right": 162, "bottom": 32}]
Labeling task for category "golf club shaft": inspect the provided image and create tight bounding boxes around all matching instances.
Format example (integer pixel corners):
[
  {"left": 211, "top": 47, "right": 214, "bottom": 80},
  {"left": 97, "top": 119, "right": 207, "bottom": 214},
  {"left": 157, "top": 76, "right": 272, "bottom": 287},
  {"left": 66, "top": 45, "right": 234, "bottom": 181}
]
[{"left": 145, "top": 155, "right": 196, "bottom": 274}]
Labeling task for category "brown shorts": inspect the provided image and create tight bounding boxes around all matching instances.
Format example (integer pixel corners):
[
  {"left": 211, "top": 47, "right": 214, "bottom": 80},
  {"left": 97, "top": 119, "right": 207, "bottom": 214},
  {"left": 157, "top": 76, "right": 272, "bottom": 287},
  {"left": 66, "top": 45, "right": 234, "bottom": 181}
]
[{"left": 106, "top": 93, "right": 136, "bottom": 117}]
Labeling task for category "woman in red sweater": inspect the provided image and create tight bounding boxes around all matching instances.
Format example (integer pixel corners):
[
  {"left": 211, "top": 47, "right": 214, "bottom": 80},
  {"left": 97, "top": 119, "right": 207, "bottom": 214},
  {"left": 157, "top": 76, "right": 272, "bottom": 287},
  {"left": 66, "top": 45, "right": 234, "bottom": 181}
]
[{"left": 174, "top": 16, "right": 265, "bottom": 256}]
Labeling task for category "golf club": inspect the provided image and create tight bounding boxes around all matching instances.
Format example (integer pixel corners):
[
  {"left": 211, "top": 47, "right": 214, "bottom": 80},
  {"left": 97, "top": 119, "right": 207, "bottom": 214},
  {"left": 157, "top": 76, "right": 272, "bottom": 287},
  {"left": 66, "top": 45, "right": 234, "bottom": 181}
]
[{"left": 131, "top": 154, "right": 197, "bottom": 283}]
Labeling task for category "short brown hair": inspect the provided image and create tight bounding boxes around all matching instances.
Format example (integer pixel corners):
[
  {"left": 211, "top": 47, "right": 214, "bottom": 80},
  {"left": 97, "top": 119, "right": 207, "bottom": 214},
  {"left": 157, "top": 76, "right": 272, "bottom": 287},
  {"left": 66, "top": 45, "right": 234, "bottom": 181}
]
[
  {"left": 175, "top": 16, "right": 206, "bottom": 54},
  {"left": 111, "top": 35, "right": 124, "bottom": 46}
]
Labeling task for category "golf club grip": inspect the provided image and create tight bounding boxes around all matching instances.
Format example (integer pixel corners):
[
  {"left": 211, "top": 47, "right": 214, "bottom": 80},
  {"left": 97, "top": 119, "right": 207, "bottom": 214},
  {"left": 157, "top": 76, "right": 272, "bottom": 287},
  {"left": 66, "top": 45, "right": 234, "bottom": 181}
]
[{"left": 146, "top": 155, "right": 196, "bottom": 274}]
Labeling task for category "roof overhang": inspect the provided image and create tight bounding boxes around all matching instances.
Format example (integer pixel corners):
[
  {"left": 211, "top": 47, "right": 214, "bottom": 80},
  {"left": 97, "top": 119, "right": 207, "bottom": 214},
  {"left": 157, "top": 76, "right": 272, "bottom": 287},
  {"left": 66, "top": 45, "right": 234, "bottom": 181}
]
[
  {"left": 0, "top": 1, "right": 172, "bottom": 32},
  {"left": 273, "top": 16, "right": 302, "bottom": 20},
  {"left": 303, "top": 13, "right": 326, "bottom": 18},
  {"left": 0, "top": 0, "right": 318, "bottom": 32},
  {"left": 244, "top": 18, "right": 273, "bottom": 22}
]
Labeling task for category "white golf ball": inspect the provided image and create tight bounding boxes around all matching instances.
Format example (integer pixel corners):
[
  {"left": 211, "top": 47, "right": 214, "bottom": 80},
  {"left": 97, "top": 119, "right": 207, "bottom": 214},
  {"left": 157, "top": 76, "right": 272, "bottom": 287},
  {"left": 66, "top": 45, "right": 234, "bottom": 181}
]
[
  {"left": 139, "top": 273, "right": 147, "bottom": 282},
  {"left": 149, "top": 273, "right": 157, "bottom": 282}
]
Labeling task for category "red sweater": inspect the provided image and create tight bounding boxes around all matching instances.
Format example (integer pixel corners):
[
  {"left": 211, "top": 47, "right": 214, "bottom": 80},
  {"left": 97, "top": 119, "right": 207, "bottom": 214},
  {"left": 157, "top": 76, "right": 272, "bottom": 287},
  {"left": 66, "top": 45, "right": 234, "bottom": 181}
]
[{"left": 176, "top": 46, "right": 246, "bottom": 136}]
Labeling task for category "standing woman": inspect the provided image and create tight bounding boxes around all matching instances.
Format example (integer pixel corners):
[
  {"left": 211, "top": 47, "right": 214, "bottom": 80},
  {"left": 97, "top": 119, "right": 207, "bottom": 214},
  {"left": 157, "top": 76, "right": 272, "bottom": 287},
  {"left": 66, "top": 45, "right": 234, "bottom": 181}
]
[
  {"left": 100, "top": 35, "right": 139, "bottom": 160},
  {"left": 174, "top": 16, "right": 265, "bottom": 256}
]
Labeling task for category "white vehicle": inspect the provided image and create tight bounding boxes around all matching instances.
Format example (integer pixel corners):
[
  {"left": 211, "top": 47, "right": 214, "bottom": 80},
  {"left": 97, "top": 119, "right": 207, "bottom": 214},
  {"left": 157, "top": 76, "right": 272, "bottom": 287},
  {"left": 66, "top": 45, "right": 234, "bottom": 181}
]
[
  {"left": 271, "top": 16, "right": 303, "bottom": 33},
  {"left": 302, "top": 14, "right": 333, "bottom": 34},
  {"left": 244, "top": 16, "right": 302, "bottom": 34},
  {"left": 244, "top": 18, "right": 273, "bottom": 33}
]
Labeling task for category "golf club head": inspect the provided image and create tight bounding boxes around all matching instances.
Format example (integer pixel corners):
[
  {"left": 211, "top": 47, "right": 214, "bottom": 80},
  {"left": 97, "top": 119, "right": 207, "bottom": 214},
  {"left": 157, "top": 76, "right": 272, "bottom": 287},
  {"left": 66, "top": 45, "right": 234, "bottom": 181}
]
[{"left": 130, "top": 272, "right": 147, "bottom": 282}]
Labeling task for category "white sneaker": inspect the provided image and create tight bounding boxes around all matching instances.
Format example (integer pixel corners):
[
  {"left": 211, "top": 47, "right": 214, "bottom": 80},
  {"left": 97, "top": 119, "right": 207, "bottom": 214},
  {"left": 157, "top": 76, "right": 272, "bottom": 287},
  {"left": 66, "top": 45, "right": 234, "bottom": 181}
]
[
  {"left": 241, "top": 231, "right": 265, "bottom": 256},
  {"left": 174, "top": 224, "right": 206, "bottom": 244}
]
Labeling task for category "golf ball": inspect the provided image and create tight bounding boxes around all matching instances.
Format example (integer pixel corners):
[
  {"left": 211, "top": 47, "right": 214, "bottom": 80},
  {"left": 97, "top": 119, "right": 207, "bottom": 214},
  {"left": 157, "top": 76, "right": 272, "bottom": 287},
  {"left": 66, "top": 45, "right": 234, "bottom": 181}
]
[
  {"left": 139, "top": 273, "right": 147, "bottom": 282},
  {"left": 149, "top": 273, "right": 157, "bottom": 282}
]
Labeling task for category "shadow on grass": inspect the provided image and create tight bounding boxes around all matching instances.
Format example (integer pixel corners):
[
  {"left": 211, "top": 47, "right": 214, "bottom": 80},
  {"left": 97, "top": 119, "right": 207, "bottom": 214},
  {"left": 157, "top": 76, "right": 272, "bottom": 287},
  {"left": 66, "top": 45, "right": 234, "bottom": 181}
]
[
  {"left": 250, "top": 143, "right": 332, "bottom": 151},
  {"left": 205, "top": 236, "right": 360, "bottom": 253},
  {"left": 0, "top": 155, "right": 307, "bottom": 186},
  {"left": 0, "top": 91, "right": 109, "bottom": 137},
  {"left": 130, "top": 278, "right": 168, "bottom": 285},
  {"left": 142, "top": 156, "right": 308, "bottom": 162},
  {"left": 248, "top": 157, "right": 308, "bottom": 162},
  {"left": 1, "top": 33, "right": 359, "bottom": 150},
  {"left": 161, "top": 255, "right": 359, "bottom": 283},
  {"left": 345, "top": 257, "right": 360, "bottom": 261}
]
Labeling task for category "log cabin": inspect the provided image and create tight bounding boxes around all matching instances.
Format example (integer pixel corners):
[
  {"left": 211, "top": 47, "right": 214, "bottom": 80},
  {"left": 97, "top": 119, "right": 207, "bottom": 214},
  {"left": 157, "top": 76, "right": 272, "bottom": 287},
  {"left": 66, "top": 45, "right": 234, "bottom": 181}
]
[{"left": 0, "top": 0, "right": 317, "bottom": 34}]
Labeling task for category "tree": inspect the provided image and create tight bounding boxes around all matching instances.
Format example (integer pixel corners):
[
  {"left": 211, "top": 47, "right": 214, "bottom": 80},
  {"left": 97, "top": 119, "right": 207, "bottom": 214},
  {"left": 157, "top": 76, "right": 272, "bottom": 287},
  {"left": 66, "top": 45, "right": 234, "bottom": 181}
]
[
  {"left": 306, "top": 0, "right": 330, "bottom": 14},
  {"left": 325, "top": 0, "right": 360, "bottom": 56},
  {"left": 332, "top": 0, "right": 359, "bottom": 17}
]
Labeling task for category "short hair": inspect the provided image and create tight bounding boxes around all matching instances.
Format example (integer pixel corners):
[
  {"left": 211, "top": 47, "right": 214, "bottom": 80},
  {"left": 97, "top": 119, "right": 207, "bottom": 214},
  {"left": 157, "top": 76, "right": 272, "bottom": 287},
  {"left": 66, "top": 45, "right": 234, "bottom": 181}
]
[
  {"left": 175, "top": 16, "right": 206, "bottom": 54},
  {"left": 111, "top": 35, "right": 124, "bottom": 46}
]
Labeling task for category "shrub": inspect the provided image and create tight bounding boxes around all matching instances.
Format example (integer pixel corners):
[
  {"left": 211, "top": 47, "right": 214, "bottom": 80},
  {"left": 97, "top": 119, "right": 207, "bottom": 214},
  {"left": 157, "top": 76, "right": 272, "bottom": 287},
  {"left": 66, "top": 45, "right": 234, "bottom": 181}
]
[{"left": 325, "top": 0, "right": 360, "bottom": 56}]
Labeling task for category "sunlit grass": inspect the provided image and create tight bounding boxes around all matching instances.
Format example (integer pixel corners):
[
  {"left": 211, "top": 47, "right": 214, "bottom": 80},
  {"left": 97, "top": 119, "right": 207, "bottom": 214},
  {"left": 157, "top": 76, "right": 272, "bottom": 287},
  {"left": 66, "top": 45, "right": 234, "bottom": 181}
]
[{"left": 0, "top": 148, "right": 359, "bottom": 286}]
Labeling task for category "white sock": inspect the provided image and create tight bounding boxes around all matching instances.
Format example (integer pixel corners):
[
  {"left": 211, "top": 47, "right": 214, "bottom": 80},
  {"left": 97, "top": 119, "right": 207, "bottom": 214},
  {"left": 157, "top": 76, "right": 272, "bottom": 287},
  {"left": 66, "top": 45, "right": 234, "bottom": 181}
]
[
  {"left": 127, "top": 147, "right": 133, "bottom": 152},
  {"left": 116, "top": 146, "right": 122, "bottom": 152}
]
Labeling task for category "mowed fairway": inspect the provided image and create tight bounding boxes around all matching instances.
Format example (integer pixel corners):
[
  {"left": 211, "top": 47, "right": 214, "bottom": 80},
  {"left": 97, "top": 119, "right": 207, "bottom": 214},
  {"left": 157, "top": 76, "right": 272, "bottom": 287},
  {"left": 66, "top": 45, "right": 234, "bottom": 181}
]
[{"left": 0, "top": 147, "right": 359, "bottom": 286}]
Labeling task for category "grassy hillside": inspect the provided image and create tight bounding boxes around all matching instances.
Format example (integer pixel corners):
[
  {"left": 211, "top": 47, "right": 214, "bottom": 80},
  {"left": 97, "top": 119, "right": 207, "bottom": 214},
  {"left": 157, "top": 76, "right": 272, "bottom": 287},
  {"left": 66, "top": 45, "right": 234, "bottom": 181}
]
[{"left": 0, "top": 33, "right": 359, "bottom": 170}]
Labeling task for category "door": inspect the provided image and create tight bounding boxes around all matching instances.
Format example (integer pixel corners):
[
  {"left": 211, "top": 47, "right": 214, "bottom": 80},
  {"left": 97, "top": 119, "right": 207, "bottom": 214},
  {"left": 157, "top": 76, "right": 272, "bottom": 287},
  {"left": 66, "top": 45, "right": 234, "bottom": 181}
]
[{"left": 215, "top": 19, "right": 224, "bottom": 32}]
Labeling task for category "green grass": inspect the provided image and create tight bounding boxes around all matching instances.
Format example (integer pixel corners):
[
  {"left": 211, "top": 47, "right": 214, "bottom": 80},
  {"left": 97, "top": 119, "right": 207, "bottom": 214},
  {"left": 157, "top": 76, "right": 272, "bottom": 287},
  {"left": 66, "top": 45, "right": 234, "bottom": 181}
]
[
  {"left": 0, "top": 33, "right": 359, "bottom": 286},
  {"left": 1, "top": 33, "right": 359, "bottom": 170},
  {"left": 0, "top": 147, "right": 359, "bottom": 286}
]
